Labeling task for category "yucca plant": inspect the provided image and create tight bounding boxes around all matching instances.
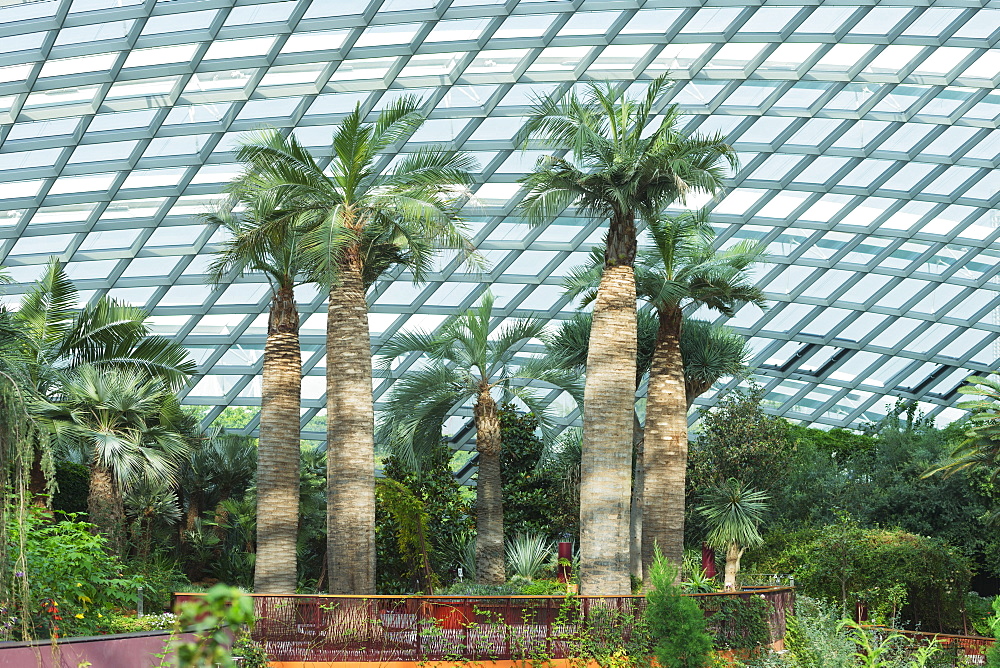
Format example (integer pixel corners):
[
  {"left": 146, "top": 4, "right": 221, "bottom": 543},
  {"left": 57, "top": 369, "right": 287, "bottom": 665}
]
[
  {"left": 697, "top": 479, "right": 768, "bottom": 590},
  {"left": 506, "top": 532, "right": 554, "bottom": 580}
]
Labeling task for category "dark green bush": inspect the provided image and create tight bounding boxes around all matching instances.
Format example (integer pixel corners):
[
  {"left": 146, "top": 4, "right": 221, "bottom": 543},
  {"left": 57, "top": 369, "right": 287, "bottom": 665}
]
[
  {"left": 645, "top": 555, "right": 713, "bottom": 668},
  {"left": 709, "top": 595, "right": 771, "bottom": 651}
]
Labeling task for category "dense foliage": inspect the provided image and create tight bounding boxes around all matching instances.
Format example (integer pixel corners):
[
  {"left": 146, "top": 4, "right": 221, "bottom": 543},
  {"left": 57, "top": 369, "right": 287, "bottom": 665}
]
[{"left": 645, "top": 555, "right": 714, "bottom": 668}]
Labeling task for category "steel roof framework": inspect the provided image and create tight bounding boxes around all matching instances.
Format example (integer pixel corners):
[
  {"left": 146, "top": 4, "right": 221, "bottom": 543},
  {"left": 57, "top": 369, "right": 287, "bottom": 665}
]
[{"left": 0, "top": 0, "right": 998, "bottom": 458}]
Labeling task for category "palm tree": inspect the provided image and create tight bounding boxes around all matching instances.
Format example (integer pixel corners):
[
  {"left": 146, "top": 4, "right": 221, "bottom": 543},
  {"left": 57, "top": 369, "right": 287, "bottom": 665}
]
[
  {"left": 518, "top": 76, "right": 737, "bottom": 594},
  {"left": 13, "top": 262, "right": 195, "bottom": 503},
  {"left": 546, "top": 311, "right": 750, "bottom": 580},
  {"left": 926, "top": 376, "right": 1000, "bottom": 481},
  {"left": 233, "top": 100, "right": 476, "bottom": 593},
  {"left": 42, "top": 365, "right": 189, "bottom": 550},
  {"left": 207, "top": 162, "right": 308, "bottom": 594},
  {"left": 377, "top": 293, "right": 581, "bottom": 584},
  {"left": 697, "top": 479, "right": 768, "bottom": 590},
  {"left": 633, "top": 213, "right": 764, "bottom": 580},
  {"left": 564, "top": 211, "right": 765, "bottom": 579}
]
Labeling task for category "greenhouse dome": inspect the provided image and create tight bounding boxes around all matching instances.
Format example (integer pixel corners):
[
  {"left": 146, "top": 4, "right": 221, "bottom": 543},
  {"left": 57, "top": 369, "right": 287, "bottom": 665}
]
[{"left": 0, "top": 0, "right": 997, "bottom": 462}]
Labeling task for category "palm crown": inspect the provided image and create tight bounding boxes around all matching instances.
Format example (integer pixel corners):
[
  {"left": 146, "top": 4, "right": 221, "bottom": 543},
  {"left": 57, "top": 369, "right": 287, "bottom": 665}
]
[
  {"left": 227, "top": 97, "right": 477, "bottom": 283},
  {"left": 377, "top": 292, "right": 581, "bottom": 467},
  {"left": 517, "top": 75, "right": 737, "bottom": 266}
]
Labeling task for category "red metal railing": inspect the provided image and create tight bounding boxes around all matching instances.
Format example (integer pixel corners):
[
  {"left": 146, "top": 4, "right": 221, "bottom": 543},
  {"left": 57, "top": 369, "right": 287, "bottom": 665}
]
[
  {"left": 864, "top": 627, "right": 995, "bottom": 666},
  {"left": 173, "top": 588, "right": 794, "bottom": 663}
]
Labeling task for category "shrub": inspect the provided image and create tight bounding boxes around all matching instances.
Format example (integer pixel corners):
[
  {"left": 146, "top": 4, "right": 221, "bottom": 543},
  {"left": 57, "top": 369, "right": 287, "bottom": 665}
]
[
  {"left": 756, "top": 517, "right": 972, "bottom": 632},
  {"left": 784, "top": 596, "right": 854, "bottom": 668},
  {"left": 645, "top": 553, "right": 713, "bottom": 668},
  {"left": 3, "top": 506, "right": 147, "bottom": 639},
  {"left": 710, "top": 595, "right": 771, "bottom": 651}
]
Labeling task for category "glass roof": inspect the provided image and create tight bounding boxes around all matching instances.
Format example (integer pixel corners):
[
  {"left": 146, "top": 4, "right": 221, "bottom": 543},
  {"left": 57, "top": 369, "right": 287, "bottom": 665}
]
[{"left": 1, "top": 0, "right": 998, "bottom": 458}]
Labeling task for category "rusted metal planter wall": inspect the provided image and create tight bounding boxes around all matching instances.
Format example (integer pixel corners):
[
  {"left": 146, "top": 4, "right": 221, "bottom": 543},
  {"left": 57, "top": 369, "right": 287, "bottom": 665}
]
[{"left": 174, "top": 588, "right": 794, "bottom": 664}]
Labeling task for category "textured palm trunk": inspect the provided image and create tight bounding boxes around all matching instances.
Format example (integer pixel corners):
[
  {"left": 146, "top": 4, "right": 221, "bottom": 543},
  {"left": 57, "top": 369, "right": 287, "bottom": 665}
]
[
  {"left": 88, "top": 464, "right": 123, "bottom": 551},
  {"left": 474, "top": 389, "right": 505, "bottom": 585},
  {"left": 723, "top": 543, "right": 744, "bottom": 590},
  {"left": 641, "top": 305, "right": 687, "bottom": 583},
  {"left": 326, "top": 255, "right": 376, "bottom": 594},
  {"left": 255, "top": 285, "right": 302, "bottom": 593},
  {"left": 628, "top": 411, "right": 644, "bottom": 583},
  {"left": 579, "top": 212, "right": 637, "bottom": 595}
]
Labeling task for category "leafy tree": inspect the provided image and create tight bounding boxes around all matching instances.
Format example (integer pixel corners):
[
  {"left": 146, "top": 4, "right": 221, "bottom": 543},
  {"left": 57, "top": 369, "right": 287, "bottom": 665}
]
[
  {"left": 697, "top": 479, "right": 768, "bottom": 590},
  {"left": 518, "top": 75, "right": 737, "bottom": 594},
  {"left": 499, "top": 408, "right": 578, "bottom": 540},
  {"left": 233, "top": 100, "right": 476, "bottom": 593},
  {"left": 9, "top": 262, "right": 195, "bottom": 502},
  {"left": 377, "top": 293, "right": 580, "bottom": 584},
  {"left": 645, "top": 550, "right": 713, "bottom": 668},
  {"left": 378, "top": 443, "right": 474, "bottom": 592},
  {"left": 207, "top": 156, "right": 310, "bottom": 593},
  {"left": 927, "top": 375, "right": 1000, "bottom": 481}
]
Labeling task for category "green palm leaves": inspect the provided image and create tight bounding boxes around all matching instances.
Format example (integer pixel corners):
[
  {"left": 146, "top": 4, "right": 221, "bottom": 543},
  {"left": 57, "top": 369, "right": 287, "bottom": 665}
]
[
  {"left": 377, "top": 292, "right": 581, "bottom": 468},
  {"left": 927, "top": 376, "right": 1000, "bottom": 481},
  {"left": 697, "top": 480, "right": 769, "bottom": 552},
  {"left": 517, "top": 76, "right": 737, "bottom": 239}
]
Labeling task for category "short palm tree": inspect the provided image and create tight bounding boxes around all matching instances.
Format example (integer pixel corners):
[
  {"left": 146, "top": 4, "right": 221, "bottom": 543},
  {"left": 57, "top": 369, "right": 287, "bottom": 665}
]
[
  {"left": 234, "top": 99, "right": 476, "bottom": 593},
  {"left": 564, "top": 211, "right": 765, "bottom": 579},
  {"left": 43, "top": 365, "right": 189, "bottom": 550},
  {"left": 518, "top": 76, "right": 737, "bottom": 594},
  {"left": 377, "top": 292, "right": 581, "bottom": 584},
  {"left": 13, "top": 262, "right": 195, "bottom": 503},
  {"left": 697, "top": 479, "right": 768, "bottom": 590},
  {"left": 207, "top": 158, "right": 308, "bottom": 594}
]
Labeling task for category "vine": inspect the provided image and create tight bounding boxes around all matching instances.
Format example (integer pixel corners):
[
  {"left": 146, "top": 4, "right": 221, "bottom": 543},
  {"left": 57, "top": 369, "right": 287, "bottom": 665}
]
[
  {"left": 375, "top": 478, "right": 436, "bottom": 592},
  {"left": 0, "top": 370, "right": 53, "bottom": 642}
]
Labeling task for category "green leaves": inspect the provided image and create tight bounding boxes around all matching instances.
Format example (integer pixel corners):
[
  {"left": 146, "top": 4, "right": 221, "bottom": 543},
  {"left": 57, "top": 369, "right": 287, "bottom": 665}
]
[{"left": 697, "top": 479, "right": 769, "bottom": 551}]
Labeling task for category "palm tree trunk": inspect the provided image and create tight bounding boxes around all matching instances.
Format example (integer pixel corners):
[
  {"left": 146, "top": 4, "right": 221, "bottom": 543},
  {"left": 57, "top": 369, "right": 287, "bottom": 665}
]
[
  {"left": 629, "top": 410, "right": 644, "bottom": 583},
  {"left": 88, "top": 464, "right": 123, "bottom": 551},
  {"left": 255, "top": 285, "right": 302, "bottom": 594},
  {"left": 326, "top": 256, "right": 376, "bottom": 594},
  {"left": 474, "top": 389, "right": 505, "bottom": 585},
  {"left": 641, "top": 305, "right": 687, "bottom": 583},
  {"left": 579, "top": 214, "right": 637, "bottom": 596},
  {"left": 723, "top": 543, "right": 744, "bottom": 590}
]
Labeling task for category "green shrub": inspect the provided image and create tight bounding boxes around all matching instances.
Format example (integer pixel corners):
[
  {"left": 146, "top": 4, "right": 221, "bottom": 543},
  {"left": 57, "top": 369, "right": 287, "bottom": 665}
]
[
  {"left": 784, "top": 596, "right": 854, "bottom": 668},
  {"left": 645, "top": 553, "right": 713, "bottom": 668},
  {"left": 710, "top": 595, "right": 771, "bottom": 651},
  {"left": 100, "top": 612, "right": 178, "bottom": 634},
  {"left": 4, "top": 506, "right": 147, "bottom": 639},
  {"left": 755, "top": 517, "right": 972, "bottom": 632}
]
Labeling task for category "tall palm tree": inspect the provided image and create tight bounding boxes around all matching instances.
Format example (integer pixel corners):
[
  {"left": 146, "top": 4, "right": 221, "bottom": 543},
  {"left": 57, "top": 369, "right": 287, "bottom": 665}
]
[
  {"left": 42, "top": 365, "right": 189, "bottom": 550},
  {"left": 518, "top": 78, "right": 736, "bottom": 593},
  {"left": 377, "top": 293, "right": 581, "bottom": 584},
  {"left": 546, "top": 311, "right": 751, "bottom": 580},
  {"left": 207, "top": 164, "right": 308, "bottom": 594},
  {"left": 564, "top": 212, "right": 765, "bottom": 579},
  {"left": 13, "top": 262, "right": 195, "bottom": 503},
  {"left": 233, "top": 99, "right": 476, "bottom": 593},
  {"left": 697, "top": 479, "right": 768, "bottom": 590}
]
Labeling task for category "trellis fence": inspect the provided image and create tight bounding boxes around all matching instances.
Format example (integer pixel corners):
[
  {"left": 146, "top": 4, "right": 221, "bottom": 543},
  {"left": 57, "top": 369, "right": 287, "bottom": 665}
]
[{"left": 174, "top": 587, "right": 794, "bottom": 663}]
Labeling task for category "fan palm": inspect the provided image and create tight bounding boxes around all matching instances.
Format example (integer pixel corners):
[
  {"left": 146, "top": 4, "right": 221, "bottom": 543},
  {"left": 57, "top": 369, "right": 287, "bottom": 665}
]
[
  {"left": 697, "top": 479, "right": 768, "bottom": 590},
  {"left": 517, "top": 76, "right": 737, "bottom": 594},
  {"left": 547, "top": 311, "right": 751, "bottom": 580},
  {"left": 564, "top": 211, "right": 765, "bottom": 579},
  {"left": 377, "top": 292, "right": 581, "bottom": 584},
  {"left": 207, "top": 159, "right": 308, "bottom": 594},
  {"left": 12, "top": 261, "right": 195, "bottom": 504},
  {"left": 232, "top": 100, "right": 476, "bottom": 593},
  {"left": 42, "top": 365, "right": 189, "bottom": 550}
]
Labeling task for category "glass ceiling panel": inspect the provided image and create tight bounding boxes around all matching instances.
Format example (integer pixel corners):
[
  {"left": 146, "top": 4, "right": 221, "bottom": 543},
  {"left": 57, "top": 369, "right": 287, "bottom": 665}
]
[{"left": 0, "top": 0, "right": 992, "bottom": 444}]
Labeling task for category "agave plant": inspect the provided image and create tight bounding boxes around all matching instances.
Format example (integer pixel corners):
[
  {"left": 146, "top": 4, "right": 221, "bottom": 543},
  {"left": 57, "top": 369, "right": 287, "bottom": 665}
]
[{"left": 506, "top": 532, "right": 554, "bottom": 580}]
